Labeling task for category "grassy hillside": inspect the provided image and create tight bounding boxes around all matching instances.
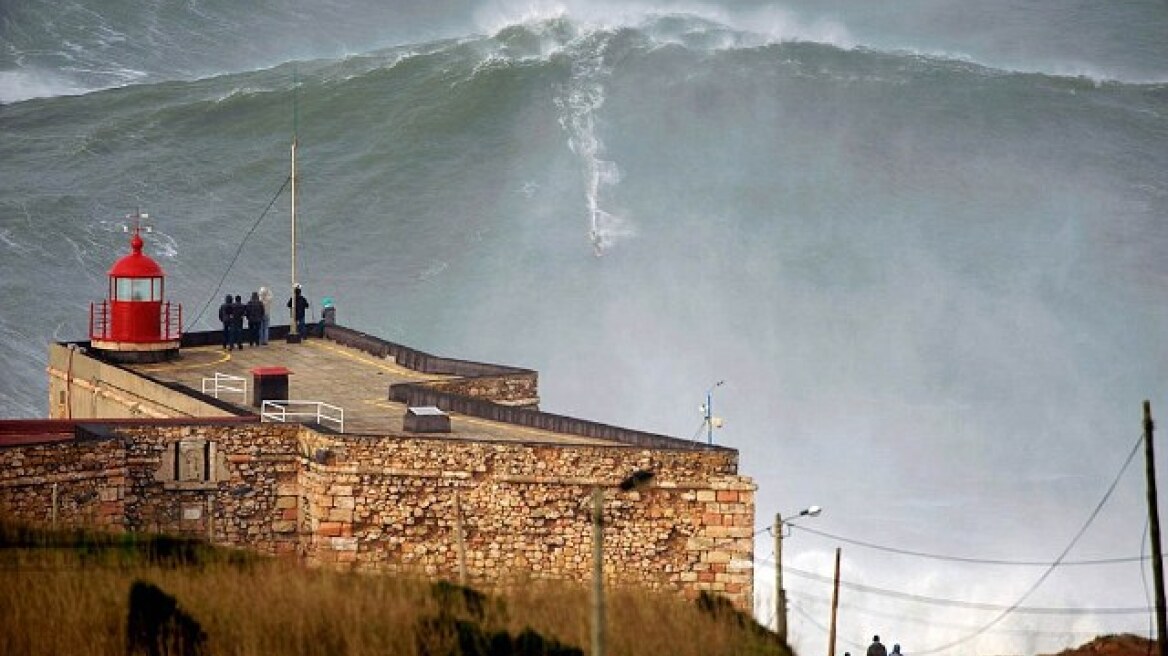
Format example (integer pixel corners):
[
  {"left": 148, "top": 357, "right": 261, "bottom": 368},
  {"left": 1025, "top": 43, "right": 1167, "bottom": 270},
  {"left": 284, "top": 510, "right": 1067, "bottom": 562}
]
[
  {"left": 1042, "top": 634, "right": 1157, "bottom": 656},
  {"left": 0, "top": 518, "right": 789, "bottom": 656}
]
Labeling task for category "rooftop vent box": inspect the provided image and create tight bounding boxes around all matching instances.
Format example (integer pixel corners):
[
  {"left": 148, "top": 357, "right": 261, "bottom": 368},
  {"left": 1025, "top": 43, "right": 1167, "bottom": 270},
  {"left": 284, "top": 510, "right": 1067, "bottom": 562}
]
[{"left": 404, "top": 406, "right": 450, "bottom": 433}]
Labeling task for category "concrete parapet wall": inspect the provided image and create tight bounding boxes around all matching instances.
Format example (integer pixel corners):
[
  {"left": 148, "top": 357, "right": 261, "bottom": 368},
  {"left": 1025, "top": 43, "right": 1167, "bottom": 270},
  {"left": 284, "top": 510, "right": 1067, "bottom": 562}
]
[
  {"left": 390, "top": 383, "right": 735, "bottom": 455},
  {"left": 324, "top": 325, "right": 533, "bottom": 379},
  {"left": 47, "top": 343, "right": 242, "bottom": 420}
]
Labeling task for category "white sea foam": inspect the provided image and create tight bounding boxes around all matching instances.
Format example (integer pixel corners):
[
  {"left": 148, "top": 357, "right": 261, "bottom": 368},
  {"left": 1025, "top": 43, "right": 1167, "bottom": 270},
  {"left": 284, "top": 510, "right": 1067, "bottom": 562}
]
[
  {"left": 417, "top": 261, "right": 449, "bottom": 281},
  {"left": 551, "top": 32, "right": 638, "bottom": 255},
  {"left": 0, "top": 229, "right": 30, "bottom": 254},
  {"left": 150, "top": 231, "right": 180, "bottom": 259},
  {"left": 0, "top": 69, "right": 88, "bottom": 104}
]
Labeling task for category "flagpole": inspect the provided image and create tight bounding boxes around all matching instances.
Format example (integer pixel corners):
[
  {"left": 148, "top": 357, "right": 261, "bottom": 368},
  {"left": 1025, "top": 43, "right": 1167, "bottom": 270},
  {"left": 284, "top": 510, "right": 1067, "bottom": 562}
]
[{"left": 287, "top": 66, "right": 301, "bottom": 342}]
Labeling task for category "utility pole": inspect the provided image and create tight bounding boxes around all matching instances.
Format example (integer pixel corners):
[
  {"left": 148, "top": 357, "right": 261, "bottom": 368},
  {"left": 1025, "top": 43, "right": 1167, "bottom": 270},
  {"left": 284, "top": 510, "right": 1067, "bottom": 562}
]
[
  {"left": 775, "top": 513, "right": 786, "bottom": 645},
  {"left": 828, "top": 547, "right": 841, "bottom": 656},
  {"left": 588, "top": 472, "right": 652, "bottom": 656},
  {"left": 591, "top": 488, "right": 605, "bottom": 656},
  {"left": 454, "top": 491, "right": 467, "bottom": 586},
  {"left": 1145, "top": 401, "right": 1167, "bottom": 656}
]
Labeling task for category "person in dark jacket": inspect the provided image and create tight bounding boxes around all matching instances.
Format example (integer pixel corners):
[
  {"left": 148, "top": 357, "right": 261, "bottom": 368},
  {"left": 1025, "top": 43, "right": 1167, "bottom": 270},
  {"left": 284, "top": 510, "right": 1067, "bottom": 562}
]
[
  {"left": 230, "top": 295, "right": 245, "bottom": 350},
  {"left": 287, "top": 285, "right": 309, "bottom": 337},
  {"left": 868, "top": 636, "right": 888, "bottom": 656},
  {"left": 245, "top": 292, "right": 264, "bottom": 346},
  {"left": 217, "top": 294, "right": 233, "bottom": 349}
]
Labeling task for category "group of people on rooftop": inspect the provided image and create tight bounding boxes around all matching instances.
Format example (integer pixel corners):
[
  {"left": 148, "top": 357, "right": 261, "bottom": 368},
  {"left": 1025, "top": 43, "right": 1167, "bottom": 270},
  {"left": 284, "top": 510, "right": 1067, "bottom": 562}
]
[
  {"left": 217, "top": 284, "right": 326, "bottom": 349},
  {"left": 218, "top": 288, "right": 271, "bottom": 350}
]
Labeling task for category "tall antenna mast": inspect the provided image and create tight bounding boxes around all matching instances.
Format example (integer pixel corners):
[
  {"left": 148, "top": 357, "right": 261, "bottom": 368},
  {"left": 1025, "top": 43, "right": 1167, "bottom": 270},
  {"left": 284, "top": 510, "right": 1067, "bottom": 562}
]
[{"left": 288, "top": 65, "right": 301, "bottom": 342}]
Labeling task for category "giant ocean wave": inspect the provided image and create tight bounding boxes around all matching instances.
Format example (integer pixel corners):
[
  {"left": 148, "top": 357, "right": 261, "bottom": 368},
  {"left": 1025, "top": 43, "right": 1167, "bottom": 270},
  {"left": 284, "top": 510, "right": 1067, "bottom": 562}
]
[{"left": 2, "top": 8, "right": 1168, "bottom": 655}]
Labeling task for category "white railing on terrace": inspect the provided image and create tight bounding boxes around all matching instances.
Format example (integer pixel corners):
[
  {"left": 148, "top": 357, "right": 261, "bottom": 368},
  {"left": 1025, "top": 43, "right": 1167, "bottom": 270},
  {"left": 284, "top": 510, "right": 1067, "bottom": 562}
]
[
  {"left": 261, "top": 400, "right": 344, "bottom": 433},
  {"left": 201, "top": 372, "right": 247, "bottom": 401}
]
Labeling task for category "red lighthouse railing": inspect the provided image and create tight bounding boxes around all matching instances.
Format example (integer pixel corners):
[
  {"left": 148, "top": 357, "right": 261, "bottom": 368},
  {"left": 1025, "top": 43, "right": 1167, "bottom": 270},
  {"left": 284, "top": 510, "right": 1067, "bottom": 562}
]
[
  {"left": 89, "top": 300, "right": 183, "bottom": 342},
  {"left": 90, "top": 301, "right": 109, "bottom": 341}
]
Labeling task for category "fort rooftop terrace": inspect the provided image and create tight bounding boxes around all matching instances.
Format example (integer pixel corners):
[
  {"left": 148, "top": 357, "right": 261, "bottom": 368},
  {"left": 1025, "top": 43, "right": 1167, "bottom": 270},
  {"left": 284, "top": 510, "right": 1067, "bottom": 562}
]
[{"left": 109, "top": 325, "right": 719, "bottom": 452}]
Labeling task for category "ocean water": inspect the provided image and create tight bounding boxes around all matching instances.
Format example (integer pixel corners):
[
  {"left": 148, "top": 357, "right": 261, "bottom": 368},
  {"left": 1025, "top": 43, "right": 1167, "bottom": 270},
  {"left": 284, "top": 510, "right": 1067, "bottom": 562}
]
[{"left": 3, "top": 2, "right": 1168, "bottom": 654}]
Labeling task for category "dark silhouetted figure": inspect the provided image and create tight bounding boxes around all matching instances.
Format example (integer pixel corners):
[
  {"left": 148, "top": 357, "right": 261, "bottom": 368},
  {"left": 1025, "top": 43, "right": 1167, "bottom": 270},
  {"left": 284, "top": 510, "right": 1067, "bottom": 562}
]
[
  {"left": 217, "top": 294, "right": 232, "bottom": 349},
  {"left": 231, "top": 295, "right": 245, "bottom": 349},
  {"left": 891, "top": 644, "right": 903, "bottom": 656},
  {"left": 126, "top": 580, "right": 206, "bottom": 656},
  {"left": 245, "top": 292, "right": 264, "bottom": 346},
  {"left": 287, "top": 284, "right": 309, "bottom": 337},
  {"left": 868, "top": 635, "right": 888, "bottom": 656}
]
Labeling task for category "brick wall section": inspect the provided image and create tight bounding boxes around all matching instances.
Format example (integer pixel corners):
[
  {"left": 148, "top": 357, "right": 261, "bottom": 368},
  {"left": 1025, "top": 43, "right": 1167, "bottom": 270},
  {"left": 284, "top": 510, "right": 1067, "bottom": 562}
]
[
  {"left": 115, "top": 424, "right": 302, "bottom": 556},
  {"left": 0, "top": 423, "right": 755, "bottom": 609},
  {"left": 0, "top": 435, "right": 127, "bottom": 530},
  {"left": 297, "top": 430, "right": 755, "bottom": 606}
]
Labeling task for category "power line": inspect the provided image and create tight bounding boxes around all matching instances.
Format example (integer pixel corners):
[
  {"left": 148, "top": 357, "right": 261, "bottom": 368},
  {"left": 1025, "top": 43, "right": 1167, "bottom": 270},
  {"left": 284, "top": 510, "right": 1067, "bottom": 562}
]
[
  {"left": 790, "top": 601, "right": 868, "bottom": 651},
  {"left": 788, "top": 589, "right": 1150, "bottom": 636},
  {"left": 759, "top": 432, "right": 1147, "bottom": 639},
  {"left": 791, "top": 524, "right": 1162, "bottom": 567},
  {"left": 777, "top": 563, "right": 1151, "bottom": 615},
  {"left": 185, "top": 175, "right": 290, "bottom": 330},
  {"left": 912, "top": 432, "right": 1144, "bottom": 654}
]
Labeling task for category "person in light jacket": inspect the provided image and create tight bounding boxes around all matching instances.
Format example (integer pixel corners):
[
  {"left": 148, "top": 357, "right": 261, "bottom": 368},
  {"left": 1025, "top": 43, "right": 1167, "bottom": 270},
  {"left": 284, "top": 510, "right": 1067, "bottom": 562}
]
[{"left": 257, "top": 286, "right": 272, "bottom": 345}]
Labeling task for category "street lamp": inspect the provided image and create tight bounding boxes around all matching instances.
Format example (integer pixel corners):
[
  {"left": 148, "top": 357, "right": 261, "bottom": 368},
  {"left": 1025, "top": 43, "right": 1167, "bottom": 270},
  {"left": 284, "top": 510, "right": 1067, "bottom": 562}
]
[
  {"left": 592, "top": 469, "right": 655, "bottom": 656},
  {"left": 774, "top": 505, "right": 822, "bottom": 645}
]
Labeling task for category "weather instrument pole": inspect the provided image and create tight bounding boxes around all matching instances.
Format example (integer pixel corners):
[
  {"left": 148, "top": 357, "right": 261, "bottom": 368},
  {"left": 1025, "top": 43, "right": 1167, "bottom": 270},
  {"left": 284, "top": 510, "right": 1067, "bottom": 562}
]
[
  {"left": 1145, "top": 401, "right": 1167, "bottom": 656},
  {"left": 703, "top": 380, "right": 725, "bottom": 446}
]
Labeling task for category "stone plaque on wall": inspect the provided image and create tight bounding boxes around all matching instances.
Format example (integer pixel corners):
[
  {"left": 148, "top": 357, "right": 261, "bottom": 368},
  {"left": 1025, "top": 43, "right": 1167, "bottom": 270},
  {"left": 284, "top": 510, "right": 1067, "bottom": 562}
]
[{"left": 177, "top": 440, "right": 207, "bottom": 481}]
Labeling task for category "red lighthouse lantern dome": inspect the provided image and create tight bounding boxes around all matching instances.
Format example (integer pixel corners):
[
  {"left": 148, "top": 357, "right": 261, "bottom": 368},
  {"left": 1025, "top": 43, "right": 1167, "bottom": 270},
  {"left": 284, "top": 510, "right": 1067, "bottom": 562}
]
[{"left": 89, "top": 211, "right": 182, "bottom": 362}]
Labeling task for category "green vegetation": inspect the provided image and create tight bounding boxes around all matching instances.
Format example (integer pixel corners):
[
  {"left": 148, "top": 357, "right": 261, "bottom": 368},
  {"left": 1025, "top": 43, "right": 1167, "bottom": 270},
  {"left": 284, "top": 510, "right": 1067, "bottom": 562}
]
[{"left": 0, "top": 518, "right": 790, "bottom": 656}]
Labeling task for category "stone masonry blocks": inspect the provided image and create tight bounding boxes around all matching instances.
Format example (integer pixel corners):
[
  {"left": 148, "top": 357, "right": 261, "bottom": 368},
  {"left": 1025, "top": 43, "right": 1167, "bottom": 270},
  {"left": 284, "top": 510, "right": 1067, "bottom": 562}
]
[{"left": 0, "top": 422, "right": 755, "bottom": 610}]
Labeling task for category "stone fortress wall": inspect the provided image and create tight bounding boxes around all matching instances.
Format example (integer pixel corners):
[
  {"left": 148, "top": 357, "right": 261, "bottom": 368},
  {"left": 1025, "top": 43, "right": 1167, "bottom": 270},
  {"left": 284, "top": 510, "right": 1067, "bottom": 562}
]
[
  {"left": 2, "top": 327, "right": 756, "bottom": 609},
  {"left": 0, "top": 421, "right": 755, "bottom": 606}
]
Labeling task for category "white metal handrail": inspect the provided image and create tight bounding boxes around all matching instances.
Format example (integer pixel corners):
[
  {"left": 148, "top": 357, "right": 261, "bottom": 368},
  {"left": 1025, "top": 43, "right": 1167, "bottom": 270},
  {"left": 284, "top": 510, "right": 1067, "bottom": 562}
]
[
  {"left": 201, "top": 372, "right": 247, "bottom": 401},
  {"left": 261, "top": 399, "right": 344, "bottom": 433}
]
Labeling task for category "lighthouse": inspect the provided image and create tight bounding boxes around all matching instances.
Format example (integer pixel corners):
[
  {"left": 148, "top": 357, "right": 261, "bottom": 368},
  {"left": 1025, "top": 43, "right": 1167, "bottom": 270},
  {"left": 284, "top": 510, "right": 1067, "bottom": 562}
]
[{"left": 88, "top": 211, "right": 182, "bottom": 362}]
